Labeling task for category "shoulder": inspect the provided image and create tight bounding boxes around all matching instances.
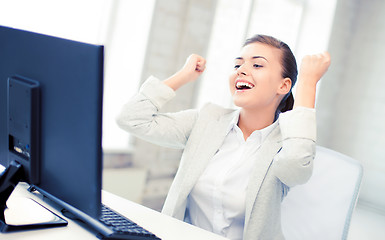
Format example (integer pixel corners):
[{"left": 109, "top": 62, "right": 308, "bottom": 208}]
[{"left": 199, "top": 102, "right": 237, "bottom": 121}]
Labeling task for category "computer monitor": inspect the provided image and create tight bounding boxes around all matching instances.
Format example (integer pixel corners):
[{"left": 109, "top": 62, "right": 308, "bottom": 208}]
[{"left": 0, "top": 25, "right": 104, "bottom": 222}]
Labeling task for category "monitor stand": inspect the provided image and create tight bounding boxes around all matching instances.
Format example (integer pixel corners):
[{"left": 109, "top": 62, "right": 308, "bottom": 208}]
[{"left": 0, "top": 160, "right": 67, "bottom": 232}]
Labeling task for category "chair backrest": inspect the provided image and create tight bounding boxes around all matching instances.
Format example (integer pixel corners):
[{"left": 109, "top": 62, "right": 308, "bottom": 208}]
[{"left": 281, "top": 145, "right": 363, "bottom": 240}]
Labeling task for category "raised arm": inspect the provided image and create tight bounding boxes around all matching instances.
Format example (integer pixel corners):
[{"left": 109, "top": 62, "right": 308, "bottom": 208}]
[
  {"left": 293, "top": 52, "right": 331, "bottom": 109},
  {"left": 116, "top": 54, "right": 206, "bottom": 149},
  {"left": 163, "top": 54, "right": 206, "bottom": 90},
  {"left": 273, "top": 52, "right": 331, "bottom": 188}
]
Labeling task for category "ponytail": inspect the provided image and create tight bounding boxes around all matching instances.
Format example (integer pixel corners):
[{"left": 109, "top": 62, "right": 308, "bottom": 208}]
[{"left": 279, "top": 92, "right": 294, "bottom": 113}]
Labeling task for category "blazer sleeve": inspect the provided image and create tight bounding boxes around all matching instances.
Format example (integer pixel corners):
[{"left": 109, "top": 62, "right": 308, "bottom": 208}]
[
  {"left": 272, "top": 107, "right": 317, "bottom": 187},
  {"left": 116, "top": 76, "right": 198, "bottom": 149}
]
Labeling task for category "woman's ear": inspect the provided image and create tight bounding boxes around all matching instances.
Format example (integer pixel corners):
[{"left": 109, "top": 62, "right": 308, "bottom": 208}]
[{"left": 278, "top": 78, "right": 292, "bottom": 95}]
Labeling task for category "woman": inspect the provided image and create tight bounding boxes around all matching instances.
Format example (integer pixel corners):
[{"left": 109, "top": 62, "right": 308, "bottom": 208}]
[{"left": 117, "top": 35, "right": 331, "bottom": 240}]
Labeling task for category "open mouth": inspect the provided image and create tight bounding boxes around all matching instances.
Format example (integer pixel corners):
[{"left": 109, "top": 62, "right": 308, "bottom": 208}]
[{"left": 235, "top": 81, "right": 255, "bottom": 90}]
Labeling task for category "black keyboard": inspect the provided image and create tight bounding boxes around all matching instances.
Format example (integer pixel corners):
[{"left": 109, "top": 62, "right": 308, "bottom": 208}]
[{"left": 98, "top": 204, "right": 161, "bottom": 240}]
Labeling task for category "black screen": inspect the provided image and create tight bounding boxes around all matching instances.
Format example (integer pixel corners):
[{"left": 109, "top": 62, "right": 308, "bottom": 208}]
[{"left": 0, "top": 26, "right": 104, "bottom": 218}]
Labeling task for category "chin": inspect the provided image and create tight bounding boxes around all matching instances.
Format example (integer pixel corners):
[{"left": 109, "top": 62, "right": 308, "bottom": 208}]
[{"left": 232, "top": 96, "right": 248, "bottom": 108}]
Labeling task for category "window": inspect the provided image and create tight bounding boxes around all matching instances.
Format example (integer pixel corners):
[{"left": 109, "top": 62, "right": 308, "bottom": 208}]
[{"left": 101, "top": 1, "right": 155, "bottom": 151}]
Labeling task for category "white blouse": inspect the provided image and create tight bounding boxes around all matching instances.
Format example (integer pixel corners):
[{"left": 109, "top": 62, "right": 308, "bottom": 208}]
[{"left": 186, "top": 111, "right": 278, "bottom": 240}]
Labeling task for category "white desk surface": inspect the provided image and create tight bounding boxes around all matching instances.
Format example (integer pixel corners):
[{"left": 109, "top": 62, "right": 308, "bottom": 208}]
[{"left": 0, "top": 183, "right": 229, "bottom": 240}]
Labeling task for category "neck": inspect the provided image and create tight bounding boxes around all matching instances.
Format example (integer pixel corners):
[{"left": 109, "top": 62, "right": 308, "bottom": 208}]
[{"left": 238, "top": 107, "right": 276, "bottom": 140}]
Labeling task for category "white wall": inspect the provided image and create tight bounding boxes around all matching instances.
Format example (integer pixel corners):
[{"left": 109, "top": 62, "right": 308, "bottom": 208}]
[
  {"left": 317, "top": 0, "right": 385, "bottom": 211},
  {"left": 101, "top": 0, "right": 155, "bottom": 151}
]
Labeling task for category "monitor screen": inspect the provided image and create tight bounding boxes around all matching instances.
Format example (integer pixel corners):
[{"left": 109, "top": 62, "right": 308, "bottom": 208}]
[{"left": 0, "top": 26, "right": 104, "bottom": 219}]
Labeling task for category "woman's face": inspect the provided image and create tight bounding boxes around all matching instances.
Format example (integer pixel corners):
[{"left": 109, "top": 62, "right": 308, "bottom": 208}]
[{"left": 229, "top": 42, "right": 290, "bottom": 111}]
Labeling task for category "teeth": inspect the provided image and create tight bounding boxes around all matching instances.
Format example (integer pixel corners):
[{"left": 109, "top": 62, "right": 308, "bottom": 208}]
[{"left": 236, "top": 81, "right": 254, "bottom": 89}]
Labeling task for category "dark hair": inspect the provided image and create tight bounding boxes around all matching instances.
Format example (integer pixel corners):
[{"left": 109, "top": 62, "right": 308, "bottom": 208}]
[{"left": 243, "top": 34, "right": 297, "bottom": 114}]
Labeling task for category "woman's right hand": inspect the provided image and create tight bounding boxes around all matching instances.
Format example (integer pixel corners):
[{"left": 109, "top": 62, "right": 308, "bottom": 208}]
[{"left": 164, "top": 54, "right": 206, "bottom": 91}]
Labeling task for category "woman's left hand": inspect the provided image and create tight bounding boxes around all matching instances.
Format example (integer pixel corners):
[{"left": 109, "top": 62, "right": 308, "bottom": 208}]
[
  {"left": 298, "top": 52, "right": 331, "bottom": 86},
  {"left": 293, "top": 52, "right": 331, "bottom": 109}
]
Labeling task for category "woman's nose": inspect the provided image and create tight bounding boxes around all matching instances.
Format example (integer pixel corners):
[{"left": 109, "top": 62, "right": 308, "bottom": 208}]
[
  {"left": 237, "top": 69, "right": 247, "bottom": 76},
  {"left": 237, "top": 64, "right": 248, "bottom": 76}
]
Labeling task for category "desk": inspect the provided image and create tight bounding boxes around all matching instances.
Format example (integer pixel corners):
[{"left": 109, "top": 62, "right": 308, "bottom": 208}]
[{"left": 0, "top": 183, "right": 229, "bottom": 240}]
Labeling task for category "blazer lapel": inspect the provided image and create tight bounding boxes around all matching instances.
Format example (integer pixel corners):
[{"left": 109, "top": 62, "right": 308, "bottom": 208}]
[
  {"left": 244, "top": 125, "right": 282, "bottom": 229},
  {"left": 177, "top": 110, "right": 237, "bottom": 204}
]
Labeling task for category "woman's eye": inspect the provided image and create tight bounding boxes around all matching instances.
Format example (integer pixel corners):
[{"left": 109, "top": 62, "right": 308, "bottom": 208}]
[
  {"left": 234, "top": 64, "right": 241, "bottom": 69},
  {"left": 253, "top": 64, "right": 262, "bottom": 68}
]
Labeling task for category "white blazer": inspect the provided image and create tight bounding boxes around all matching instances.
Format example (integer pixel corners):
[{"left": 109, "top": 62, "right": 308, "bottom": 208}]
[{"left": 117, "top": 76, "right": 317, "bottom": 240}]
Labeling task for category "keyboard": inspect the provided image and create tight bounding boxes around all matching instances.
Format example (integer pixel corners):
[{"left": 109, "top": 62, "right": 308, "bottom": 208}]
[{"left": 98, "top": 204, "right": 161, "bottom": 240}]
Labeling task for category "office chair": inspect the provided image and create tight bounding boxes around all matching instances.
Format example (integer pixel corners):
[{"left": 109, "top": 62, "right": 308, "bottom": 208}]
[{"left": 281, "top": 145, "right": 363, "bottom": 240}]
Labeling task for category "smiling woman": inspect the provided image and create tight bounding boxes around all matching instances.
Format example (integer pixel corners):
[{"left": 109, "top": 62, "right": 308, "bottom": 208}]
[
  {"left": 229, "top": 35, "right": 297, "bottom": 124},
  {"left": 116, "top": 33, "right": 330, "bottom": 240}
]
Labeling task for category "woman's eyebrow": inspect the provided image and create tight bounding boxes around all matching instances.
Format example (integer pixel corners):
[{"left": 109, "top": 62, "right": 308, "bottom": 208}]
[
  {"left": 235, "top": 56, "right": 268, "bottom": 61},
  {"left": 252, "top": 56, "right": 268, "bottom": 62}
]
